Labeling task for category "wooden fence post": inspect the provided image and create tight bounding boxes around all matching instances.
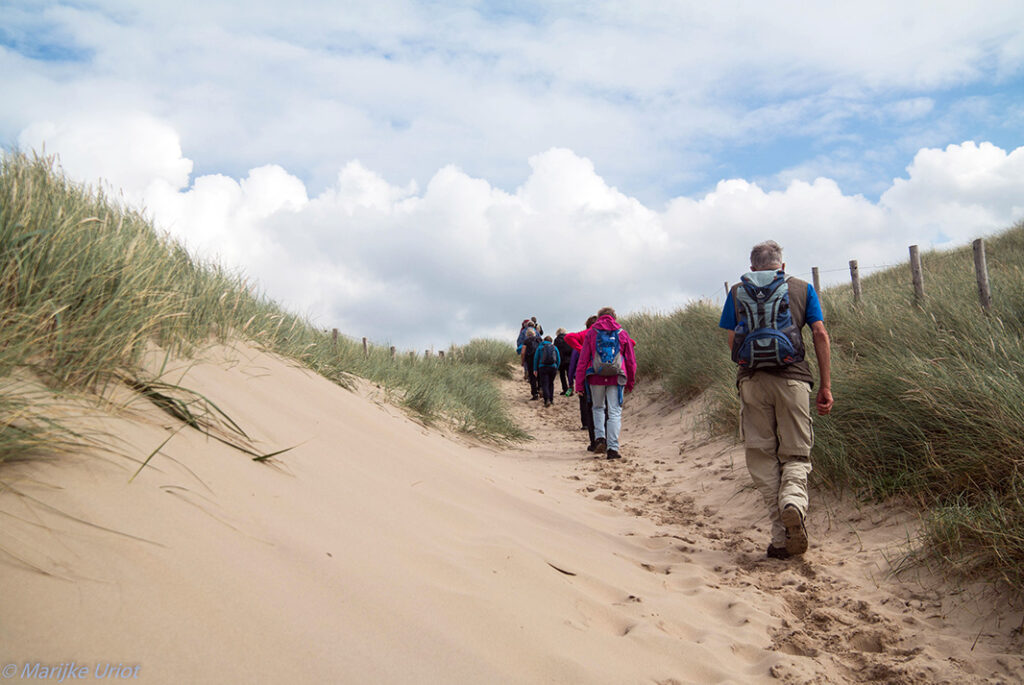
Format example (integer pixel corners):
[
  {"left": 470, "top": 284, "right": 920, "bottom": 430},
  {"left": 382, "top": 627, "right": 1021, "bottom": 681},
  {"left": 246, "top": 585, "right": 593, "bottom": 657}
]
[
  {"left": 438, "top": 350, "right": 445, "bottom": 360},
  {"left": 811, "top": 267, "right": 820, "bottom": 293},
  {"left": 909, "top": 245, "right": 925, "bottom": 303},
  {"left": 724, "top": 281, "right": 729, "bottom": 295},
  {"left": 849, "top": 260, "right": 861, "bottom": 304},
  {"left": 390, "top": 346, "right": 396, "bottom": 360},
  {"left": 332, "top": 328, "right": 338, "bottom": 345},
  {"left": 424, "top": 349, "right": 431, "bottom": 359},
  {"left": 362, "top": 337, "right": 368, "bottom": 357},
  {"left": 973, "top": 238, "right": 992, "bottom": 311}
]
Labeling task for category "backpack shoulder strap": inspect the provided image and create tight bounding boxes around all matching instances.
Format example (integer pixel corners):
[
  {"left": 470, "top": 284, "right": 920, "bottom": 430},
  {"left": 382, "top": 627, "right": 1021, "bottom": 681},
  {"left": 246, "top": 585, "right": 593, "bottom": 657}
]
[
  {"left": 730, "top": 282, "right": 742, "bottom": 323},
  {"left": 785, "top": 277, "right": 808, "bottom": 329}
]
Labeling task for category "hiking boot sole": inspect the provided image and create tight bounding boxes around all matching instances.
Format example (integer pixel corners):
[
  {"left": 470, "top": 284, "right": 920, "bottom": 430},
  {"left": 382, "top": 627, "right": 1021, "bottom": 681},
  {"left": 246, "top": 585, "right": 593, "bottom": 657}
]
[{"left": 781, "top": 506, "right": 808, "bottom": 555}]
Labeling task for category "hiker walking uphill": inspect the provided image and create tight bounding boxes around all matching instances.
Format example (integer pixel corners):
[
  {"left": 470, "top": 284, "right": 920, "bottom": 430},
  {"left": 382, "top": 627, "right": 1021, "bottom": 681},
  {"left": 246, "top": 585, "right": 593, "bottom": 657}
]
[
  {"left": 554, "top": 329, "right": 574, "bottom": 396},
  {"left": 720, "top": 240, "right": 833, "bottom": 560},
  {"left": 533, "top": 336, "right": 561, "bottom": 407},
  {"left": 574, "top": 307, "right": 637, "bottom": 460},
  {"left": 516, "top": 320, "right": 535, "bottom": 381},
  {"left": 520, "top": 329, "right": 544, "bottom": 400}
]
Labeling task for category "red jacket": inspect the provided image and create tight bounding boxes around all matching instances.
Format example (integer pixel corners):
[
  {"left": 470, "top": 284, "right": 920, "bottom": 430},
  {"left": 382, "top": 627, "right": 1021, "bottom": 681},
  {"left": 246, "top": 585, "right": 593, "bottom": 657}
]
[
  {"left": 564, "top": 329, "right": 587, "bottom": 351},
  {"left": 574, "top": 315, "right": 637, "bottom": 391}
]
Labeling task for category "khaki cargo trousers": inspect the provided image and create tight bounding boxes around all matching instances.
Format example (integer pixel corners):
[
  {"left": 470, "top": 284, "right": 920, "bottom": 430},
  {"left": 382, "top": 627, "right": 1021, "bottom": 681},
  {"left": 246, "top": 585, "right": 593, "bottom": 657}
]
[{"left": 739, "top": 374, "right": 813, "bottom": 548}]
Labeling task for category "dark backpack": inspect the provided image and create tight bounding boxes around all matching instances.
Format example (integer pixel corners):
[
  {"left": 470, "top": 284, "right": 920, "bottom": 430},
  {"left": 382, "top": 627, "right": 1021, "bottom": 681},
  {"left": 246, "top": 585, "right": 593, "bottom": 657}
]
[
  {"left": 590, "top": 328, "right": 624, "bottom": 378},
  {"left": 538, "top": 343, "right": 559, "bottom": 369},
  {"left": 523, "top": 336, "right": 543, "bottom": 367},
  {"left": 731, "top": 271, "right": 805, "bottom": 370},
  {"left": 554, "top": 335, "right": 573, "bottom": 364}
]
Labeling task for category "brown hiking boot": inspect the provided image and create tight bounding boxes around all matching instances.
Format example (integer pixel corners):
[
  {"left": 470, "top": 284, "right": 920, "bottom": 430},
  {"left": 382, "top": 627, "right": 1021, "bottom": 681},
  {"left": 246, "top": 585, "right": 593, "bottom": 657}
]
[
  {"left": 781, "top": 505, "right": 808, "bottom": 555},
  {"left": 593, "top": 437, "right": 606, "bottom": 455}
]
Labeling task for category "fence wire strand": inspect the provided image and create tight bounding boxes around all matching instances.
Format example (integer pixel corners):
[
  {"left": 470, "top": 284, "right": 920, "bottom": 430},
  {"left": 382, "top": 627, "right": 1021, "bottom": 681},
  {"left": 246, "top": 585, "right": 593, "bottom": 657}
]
[{"left": 699, "top": 262, "right": 910, "bottom": 302}]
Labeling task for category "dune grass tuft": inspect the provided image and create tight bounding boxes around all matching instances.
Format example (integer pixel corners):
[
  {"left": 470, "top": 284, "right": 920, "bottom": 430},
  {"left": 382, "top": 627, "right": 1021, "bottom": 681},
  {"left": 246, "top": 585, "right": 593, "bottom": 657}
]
[
  {"left": 0, "top": 151, "right": 526, "bottom": 473},
  {"left": 622, "top": 302, "right": 738, "bottom": 433}
]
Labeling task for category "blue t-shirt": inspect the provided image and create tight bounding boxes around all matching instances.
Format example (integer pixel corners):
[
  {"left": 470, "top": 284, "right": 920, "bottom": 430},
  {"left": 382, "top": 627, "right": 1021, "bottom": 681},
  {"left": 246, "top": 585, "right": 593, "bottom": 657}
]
[{"left": 719, "top": 277, "right": 823, "bottom": 330}]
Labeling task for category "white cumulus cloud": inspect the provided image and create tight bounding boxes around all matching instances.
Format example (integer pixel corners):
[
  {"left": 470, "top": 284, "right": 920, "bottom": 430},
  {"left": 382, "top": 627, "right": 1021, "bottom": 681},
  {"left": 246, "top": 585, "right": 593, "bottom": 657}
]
[
  {"left": 881, "top": 142, "right": 1024, "bottom": 242},
  {"left": 19, "top": 117, "right": 1024, "bottom": 349},
  {"left": 18, "top": 113, "right": 192, "bottom": 199}
]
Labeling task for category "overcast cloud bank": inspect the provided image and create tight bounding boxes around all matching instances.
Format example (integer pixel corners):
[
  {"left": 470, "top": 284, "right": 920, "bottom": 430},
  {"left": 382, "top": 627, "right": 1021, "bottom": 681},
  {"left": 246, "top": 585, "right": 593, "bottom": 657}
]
[{"left": 17, "top": 115, "right": 1024, "bottom": 349}]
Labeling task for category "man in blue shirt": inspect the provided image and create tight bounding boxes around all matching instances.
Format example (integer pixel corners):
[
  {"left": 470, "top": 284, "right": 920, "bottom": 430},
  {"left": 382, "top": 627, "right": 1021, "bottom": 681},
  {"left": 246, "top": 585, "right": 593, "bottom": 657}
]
[{"left": 720, "top": 240, "right": 833, "bottom": 560}]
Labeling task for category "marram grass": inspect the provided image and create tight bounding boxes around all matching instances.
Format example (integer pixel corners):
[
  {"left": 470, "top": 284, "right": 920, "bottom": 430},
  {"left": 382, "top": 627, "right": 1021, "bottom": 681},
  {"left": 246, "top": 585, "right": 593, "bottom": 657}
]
[
  {"left": 626, "top": 223, "right": 1024, "bottom": 591},
  {"left": 0, "top": 150, "right": 526, "bottom": 474},
  {"left": 622, "top": 302, "right": 739, "bottom": 434}
]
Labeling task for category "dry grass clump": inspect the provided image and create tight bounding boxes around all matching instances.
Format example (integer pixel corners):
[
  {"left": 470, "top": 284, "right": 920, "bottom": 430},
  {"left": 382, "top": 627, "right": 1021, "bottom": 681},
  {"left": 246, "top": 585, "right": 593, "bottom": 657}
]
[
  {"left": 813, "top": 225, "right": 1024, "bottom": 587},
  {"left": 0, "top": 151, "right": 526, "bottom": 470},
  {"left": 622, "top": 302, "right": 738, "bottom": 433}
]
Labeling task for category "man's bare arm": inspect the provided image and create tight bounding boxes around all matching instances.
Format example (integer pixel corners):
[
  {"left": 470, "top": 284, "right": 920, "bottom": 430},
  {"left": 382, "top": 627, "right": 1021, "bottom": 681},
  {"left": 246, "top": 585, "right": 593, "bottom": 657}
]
[{"left": 810, "top": 321, "right": 833, "bottom": 415}]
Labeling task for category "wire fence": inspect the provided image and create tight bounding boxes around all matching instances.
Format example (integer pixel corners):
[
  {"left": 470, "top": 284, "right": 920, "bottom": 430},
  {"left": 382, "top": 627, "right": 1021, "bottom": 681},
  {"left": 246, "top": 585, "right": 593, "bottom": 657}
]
[{"left": 702, "top": 238, "right": 994, "bottom": 311}]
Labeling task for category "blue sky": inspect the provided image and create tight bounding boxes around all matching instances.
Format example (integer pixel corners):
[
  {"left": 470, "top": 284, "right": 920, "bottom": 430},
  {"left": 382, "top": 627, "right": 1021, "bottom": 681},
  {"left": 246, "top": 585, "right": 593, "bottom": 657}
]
[{"left": 3, "top": 1, "right": 1024, "bottom": 348}]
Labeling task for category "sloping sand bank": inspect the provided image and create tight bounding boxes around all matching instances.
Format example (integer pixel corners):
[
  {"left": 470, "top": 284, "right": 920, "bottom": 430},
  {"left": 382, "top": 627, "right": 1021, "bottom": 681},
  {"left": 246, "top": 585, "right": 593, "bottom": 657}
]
[{"left": 1, "top": 343, "right": 1022, "bottom": 684}]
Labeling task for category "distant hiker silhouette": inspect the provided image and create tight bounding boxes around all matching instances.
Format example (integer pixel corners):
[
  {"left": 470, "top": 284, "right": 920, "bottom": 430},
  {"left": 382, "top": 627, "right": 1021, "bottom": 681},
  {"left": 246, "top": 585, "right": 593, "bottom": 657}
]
[
  {"left": 520, "top": 328, "right": 543, "bottom": 400},
  {"left": 554, "top": 328, "right": 574, "bottom": 396},
  {"left": 534, "top": 335, "right": 561, "bottom": 407}
]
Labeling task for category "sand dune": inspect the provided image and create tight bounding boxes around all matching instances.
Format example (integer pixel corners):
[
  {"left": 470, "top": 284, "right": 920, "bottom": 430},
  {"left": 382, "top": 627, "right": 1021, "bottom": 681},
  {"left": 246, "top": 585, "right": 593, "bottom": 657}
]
[{"left": 1, "top": 343, "right": 1022, "bottom": 684}]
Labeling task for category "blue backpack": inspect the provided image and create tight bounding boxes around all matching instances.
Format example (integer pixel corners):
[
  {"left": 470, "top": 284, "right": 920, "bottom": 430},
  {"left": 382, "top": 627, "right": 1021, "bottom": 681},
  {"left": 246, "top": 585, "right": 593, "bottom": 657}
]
[
  {"left": 590, "top": 328, "right": 624, "bottom": 378},
  {"left": 538, "top": 343, "right": 559, "bottom": 369},
  {"left": 731, "top": 271, "right": 805, "bottom": 370}
]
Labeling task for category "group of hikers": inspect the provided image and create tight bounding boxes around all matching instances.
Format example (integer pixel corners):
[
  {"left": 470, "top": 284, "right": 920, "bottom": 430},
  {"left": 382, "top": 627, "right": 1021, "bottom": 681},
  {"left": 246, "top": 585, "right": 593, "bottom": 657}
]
[
  {"left": 516, "top": 309, "right": 637, "bottom": 461},
  {"left": 514, "top": 240, "right": 833, "bottom": 561}
]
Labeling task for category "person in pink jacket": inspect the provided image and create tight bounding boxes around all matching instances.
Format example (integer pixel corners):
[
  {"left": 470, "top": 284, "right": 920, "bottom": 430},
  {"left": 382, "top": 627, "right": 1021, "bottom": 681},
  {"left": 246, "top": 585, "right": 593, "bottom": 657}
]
[{"left": 573, "top": 307, "right": 637, "bottom": 460}]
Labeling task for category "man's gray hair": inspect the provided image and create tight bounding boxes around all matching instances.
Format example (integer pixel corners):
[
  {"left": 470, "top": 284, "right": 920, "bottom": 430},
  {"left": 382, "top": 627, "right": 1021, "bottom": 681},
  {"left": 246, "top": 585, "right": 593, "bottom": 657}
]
[{"left": 750, "top": 241, "right": 783, "bottom": 270}]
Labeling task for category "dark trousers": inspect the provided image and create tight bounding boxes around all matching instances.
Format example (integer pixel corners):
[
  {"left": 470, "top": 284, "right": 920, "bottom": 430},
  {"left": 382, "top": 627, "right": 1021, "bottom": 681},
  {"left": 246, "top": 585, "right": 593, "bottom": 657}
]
[
  {"left": 538, "top": 368, "right": 557, "bottom": 403},
  {"left": 528, "top": 368, "right": 539, "bottom": 398},
  {"left": 579, "top": 392, "right": 595, "bottom": 445},
  {"left": 558, "top": 365, "right": 570, "bottom": 393}
]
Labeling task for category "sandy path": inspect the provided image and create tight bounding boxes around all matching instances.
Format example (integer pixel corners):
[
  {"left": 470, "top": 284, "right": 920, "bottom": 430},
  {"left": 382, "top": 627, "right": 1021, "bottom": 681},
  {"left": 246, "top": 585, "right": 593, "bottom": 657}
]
[
  {"left": 3, "top": 344, "right": 1023, "bottom": 684},
  {"left": 500, "top": 376, "right": 1024, "bottom": 684}
]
